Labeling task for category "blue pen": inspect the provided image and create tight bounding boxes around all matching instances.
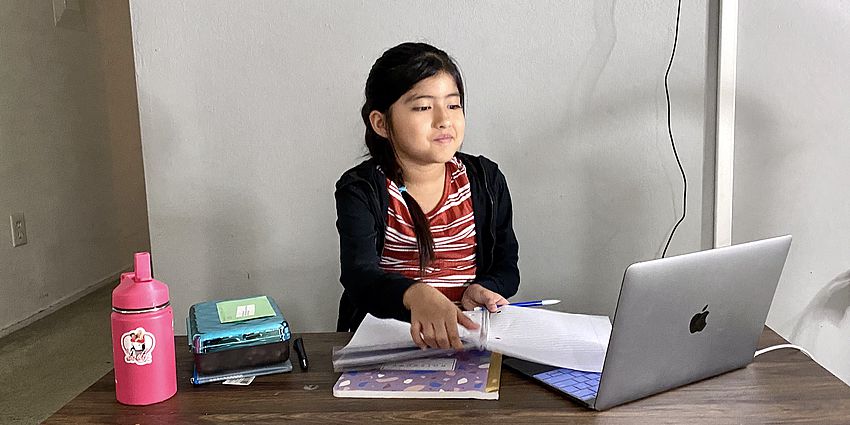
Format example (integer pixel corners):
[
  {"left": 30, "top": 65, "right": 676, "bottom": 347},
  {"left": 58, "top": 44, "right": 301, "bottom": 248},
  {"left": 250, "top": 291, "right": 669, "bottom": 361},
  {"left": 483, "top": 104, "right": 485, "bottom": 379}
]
[
  {"left": 508, "top": 299, "right": 561, "bottom": 308},
  {"left": 474, "top": 299, "right": 561, "bottom": 311}
]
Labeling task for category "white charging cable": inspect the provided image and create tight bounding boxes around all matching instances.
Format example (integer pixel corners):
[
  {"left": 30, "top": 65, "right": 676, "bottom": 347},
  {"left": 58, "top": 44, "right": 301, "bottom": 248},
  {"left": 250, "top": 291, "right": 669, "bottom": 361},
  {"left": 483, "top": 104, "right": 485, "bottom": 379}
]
[{"left": 754, "top": 343, "right": 813, "bottom": 359}]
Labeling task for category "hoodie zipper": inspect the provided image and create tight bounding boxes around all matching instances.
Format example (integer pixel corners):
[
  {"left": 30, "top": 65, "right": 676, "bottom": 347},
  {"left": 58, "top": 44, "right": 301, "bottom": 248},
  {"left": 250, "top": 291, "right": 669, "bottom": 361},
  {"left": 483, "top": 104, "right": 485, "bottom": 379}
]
[{"left": 368, "top": 171, "right": 386, "bottom": 251}]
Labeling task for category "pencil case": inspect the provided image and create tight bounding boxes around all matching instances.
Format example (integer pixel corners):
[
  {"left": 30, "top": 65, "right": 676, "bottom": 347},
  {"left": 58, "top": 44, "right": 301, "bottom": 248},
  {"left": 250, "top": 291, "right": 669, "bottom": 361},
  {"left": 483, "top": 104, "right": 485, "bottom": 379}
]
[{"left": 187, "top": 296, "right": 291, "bottom": 381}]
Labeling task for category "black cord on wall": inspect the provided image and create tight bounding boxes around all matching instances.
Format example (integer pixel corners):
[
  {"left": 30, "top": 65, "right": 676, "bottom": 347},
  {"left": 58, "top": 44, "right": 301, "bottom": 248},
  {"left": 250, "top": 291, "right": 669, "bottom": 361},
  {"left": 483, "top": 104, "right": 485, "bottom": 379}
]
[{"left": 662, "top": 0, "right": 687, "bottom": 259}]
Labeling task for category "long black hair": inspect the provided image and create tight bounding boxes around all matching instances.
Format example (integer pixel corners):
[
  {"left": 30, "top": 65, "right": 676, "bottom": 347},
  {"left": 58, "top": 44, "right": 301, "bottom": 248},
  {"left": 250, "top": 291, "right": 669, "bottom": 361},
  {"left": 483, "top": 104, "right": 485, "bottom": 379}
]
[{"left": 361, "top": 42, "right": 465, "bottom": 273}]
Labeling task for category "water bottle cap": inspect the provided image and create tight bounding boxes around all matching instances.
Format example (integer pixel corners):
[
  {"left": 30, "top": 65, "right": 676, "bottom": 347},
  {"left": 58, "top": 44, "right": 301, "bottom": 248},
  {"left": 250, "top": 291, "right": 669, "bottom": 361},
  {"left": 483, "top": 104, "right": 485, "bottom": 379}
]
[
  {"left": 112, "top": 252, "right": 170, "bottom": 310},
  {"left": 134, "top": 252, "right": 152, "bottom": 281}
]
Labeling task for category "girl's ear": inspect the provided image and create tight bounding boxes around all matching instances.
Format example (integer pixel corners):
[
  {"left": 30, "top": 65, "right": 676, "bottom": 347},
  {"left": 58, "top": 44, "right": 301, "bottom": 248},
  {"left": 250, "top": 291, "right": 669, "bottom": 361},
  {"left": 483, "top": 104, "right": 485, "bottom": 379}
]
[{"left": 369, "top": 110, "right": 389, "bottom": 139}]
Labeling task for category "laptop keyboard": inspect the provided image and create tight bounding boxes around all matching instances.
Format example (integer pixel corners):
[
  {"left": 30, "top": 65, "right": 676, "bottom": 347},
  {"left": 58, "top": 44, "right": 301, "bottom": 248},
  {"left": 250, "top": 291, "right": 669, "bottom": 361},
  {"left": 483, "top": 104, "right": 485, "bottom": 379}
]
[{"left": 533, "top": 368, "right": 601, "bottom": 401}]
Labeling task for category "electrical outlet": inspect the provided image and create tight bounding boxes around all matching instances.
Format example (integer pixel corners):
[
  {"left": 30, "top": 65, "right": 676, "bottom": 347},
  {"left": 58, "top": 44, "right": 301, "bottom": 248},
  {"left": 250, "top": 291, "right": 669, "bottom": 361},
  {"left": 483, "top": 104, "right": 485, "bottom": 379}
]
[{"left": 10, "top": 213, "right": 27, "bottom": 247}]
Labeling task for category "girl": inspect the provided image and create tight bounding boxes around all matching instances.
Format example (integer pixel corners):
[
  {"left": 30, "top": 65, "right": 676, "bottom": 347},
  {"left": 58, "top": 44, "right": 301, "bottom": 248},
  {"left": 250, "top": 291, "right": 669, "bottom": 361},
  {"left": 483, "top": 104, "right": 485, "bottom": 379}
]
[{"left": 335, "top": 42, "right": 520, "bottom": 350}]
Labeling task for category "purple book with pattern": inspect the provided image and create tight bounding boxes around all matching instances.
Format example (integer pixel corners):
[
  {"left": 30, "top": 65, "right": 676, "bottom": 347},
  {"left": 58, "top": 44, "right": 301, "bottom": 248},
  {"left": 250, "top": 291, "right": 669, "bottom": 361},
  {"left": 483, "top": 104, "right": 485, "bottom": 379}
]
[{"left": 332, "top": 350, "right": 501, "bottom": 399}]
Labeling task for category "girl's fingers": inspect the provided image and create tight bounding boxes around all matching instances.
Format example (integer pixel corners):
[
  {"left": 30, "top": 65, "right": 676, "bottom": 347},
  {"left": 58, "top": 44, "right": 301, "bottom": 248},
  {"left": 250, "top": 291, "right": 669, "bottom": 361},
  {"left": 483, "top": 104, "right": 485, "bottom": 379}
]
[
  {"left": 486, "top": 295, "right": 507, "bottom": 312},
  {"left": 421, "top": 323, "right": 438, "bottom": 348},
  {"left": 410, "top": 321, "right": 426, "bottom": 349},
  {"left": 445, "top": 317, "right": 463, "bottom": 350},
  {"left": 433, "top": 322, "right": 451, "bottom": 349},
  {"left": 457, "top": 310, "right": 479, "bottom": 330},
  {"left": 461, "top": 296, "right": 477, "bottom": 311}
]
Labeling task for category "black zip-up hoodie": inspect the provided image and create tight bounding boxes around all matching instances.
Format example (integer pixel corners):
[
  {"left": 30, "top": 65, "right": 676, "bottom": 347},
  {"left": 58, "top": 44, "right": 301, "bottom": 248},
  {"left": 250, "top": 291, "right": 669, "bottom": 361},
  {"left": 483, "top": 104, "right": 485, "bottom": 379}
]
[{"left": 334, "top": 151, "right": 520, "bottom": 331}]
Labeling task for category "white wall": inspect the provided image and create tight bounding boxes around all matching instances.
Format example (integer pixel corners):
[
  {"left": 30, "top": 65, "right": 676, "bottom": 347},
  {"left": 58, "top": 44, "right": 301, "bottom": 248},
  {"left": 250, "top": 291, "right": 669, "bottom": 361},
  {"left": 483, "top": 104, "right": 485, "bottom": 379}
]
[
  {"left": 130, "top": 0, "right": 710, "bottom": 333},
  {"left": 734, "top": 2, "right": 850, "bottom": 384},
  {"left": 0, "top": 0, "right": 149, "bottom": 334}
]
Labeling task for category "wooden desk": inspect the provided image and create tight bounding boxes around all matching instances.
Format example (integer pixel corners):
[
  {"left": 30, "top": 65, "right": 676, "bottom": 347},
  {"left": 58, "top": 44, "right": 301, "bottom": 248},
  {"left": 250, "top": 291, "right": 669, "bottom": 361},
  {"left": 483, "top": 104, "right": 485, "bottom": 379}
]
[{"left": 46, "top": 328, "right": 850, "bottom": 424}]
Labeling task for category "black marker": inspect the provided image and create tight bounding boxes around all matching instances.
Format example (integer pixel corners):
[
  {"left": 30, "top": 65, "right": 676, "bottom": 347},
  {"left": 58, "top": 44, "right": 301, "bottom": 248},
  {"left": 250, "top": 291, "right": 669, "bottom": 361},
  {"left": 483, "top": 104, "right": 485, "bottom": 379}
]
[{"left": 293, "top": 337, "right": 308, "bottom": 371}]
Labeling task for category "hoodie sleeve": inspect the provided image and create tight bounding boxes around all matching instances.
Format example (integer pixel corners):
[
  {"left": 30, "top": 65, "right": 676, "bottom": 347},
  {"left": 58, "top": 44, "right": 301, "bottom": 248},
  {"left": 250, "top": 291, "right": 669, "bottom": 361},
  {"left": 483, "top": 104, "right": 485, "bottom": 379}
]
[
  {"left": 335, "top": 180, "right": 417, "bottom": 322},
  {"left": 473, "top": 167, "right": 520, "bottom": 298}
]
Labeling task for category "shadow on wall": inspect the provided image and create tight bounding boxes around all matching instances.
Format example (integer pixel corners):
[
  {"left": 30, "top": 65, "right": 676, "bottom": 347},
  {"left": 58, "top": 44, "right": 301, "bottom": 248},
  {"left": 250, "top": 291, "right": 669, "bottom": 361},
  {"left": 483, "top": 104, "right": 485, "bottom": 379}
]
[
  {"left": 142, "top": 92, "right": 265, "bottom": 317},
  {"left": 510, "top": 0, "right": 707, "bottom": 315},
  {"left": 505, "top": 0, "right": 619, "bottom": 314},
  {"left": 731, "top": 0, "right": 850, "bottom": 358},
  {"left": 790, "top": 269, "right": 850, "bottom": 345},
  {"left": 733, "top": 55, "right": 850, "bottom": 350}
]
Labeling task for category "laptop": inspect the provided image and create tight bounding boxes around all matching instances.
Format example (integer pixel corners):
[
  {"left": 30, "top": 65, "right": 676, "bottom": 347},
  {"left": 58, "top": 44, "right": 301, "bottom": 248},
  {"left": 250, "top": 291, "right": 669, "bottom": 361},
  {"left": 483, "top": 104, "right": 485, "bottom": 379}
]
[{"left": 504, "top": 235, "right": 792, "bottom": 411}]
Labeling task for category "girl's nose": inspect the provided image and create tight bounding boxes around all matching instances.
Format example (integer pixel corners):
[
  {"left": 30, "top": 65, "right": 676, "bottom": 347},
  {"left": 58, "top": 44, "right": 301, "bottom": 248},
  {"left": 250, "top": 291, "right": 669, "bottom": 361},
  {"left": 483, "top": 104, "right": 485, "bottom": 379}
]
[{"left": 435, "top": 110, "right": 451, "bottom": 129}]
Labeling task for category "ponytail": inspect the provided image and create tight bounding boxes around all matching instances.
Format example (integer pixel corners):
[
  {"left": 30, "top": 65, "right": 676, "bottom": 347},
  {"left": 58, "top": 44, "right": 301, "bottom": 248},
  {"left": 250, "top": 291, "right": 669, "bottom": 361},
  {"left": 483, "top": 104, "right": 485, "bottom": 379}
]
[
  {"left": 398, "top": 186, "right": 436, "bottom": 273},
  {"left": 361, "top": 106, "right": 435, "bottom": 274}
]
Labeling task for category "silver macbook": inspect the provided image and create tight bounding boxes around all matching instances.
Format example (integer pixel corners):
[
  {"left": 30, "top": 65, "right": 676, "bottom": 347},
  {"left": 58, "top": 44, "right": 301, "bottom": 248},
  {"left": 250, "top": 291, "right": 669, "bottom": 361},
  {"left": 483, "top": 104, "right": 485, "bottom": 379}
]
[{"left": 504, "top": 235, "right": 792, "bottom": 410}]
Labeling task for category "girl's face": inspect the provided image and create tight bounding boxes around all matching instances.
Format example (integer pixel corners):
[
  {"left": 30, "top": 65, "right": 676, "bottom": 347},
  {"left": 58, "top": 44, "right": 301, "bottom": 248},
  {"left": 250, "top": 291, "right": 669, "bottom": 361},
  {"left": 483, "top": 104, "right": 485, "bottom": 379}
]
[{"left": 372, "top": 72, "right": 465, "bottom": 169}]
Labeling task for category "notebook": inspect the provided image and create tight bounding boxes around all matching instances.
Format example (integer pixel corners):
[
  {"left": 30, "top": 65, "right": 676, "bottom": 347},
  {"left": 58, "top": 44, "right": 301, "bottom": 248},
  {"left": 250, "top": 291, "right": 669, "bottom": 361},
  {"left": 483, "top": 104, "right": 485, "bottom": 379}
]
[
  {"left": 332, "top": 306, "right": 611, "bottom": 373},
  {"left": 332, "top": 350, "right": 501, "bottom": 399}
]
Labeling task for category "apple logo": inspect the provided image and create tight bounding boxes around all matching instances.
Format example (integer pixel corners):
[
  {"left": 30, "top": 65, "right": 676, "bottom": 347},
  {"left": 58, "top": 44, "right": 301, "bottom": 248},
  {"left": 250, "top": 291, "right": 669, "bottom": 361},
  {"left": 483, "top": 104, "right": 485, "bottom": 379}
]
[{"left": 689, "top": 305, "right": 709, "bottom": 333}]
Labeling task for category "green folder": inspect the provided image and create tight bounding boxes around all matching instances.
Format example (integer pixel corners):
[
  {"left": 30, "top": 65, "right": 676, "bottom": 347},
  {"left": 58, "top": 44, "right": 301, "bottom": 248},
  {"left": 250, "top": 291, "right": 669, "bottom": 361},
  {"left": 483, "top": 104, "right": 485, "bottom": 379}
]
[{"left": 216, "top": 296, "right": 276, "bottom": 323}]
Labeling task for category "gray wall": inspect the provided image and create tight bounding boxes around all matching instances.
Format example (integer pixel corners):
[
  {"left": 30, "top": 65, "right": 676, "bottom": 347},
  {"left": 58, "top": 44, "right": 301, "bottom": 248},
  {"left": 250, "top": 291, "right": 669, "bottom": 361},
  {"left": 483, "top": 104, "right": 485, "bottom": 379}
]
[
  {"left": 0, "top": 0, "right": 149, "bottom": 334},
  {"left": 734, "top": 2, "right": 850, "bottom": 384},
  {"left": 130, "top": 0, "right": 710, "bottom": 333}
]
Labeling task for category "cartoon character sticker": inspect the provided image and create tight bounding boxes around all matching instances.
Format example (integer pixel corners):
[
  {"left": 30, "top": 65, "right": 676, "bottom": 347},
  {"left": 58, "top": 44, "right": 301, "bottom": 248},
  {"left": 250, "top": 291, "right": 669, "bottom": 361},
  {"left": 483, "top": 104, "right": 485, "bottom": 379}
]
[{"left": 121, "top": 327, "right": 156, "bottom": 365}]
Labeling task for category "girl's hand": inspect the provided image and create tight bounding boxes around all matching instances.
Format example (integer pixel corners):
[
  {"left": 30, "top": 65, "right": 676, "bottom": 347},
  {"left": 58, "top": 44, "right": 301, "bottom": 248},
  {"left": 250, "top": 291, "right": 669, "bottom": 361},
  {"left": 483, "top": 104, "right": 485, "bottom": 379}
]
[
  {"left": 403, "top": 283, "right": 479, "bottom": 350},
  {"left": 461, "top": 283, "right": 508, "bottom": 313}
]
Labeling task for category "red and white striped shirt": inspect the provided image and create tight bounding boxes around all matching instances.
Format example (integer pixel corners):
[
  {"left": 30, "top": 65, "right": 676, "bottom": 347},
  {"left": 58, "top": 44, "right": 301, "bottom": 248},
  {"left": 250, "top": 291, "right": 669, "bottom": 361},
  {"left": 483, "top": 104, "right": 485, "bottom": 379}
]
[{"left": 380, "top": 157, "right": 477, "bottom": 302}]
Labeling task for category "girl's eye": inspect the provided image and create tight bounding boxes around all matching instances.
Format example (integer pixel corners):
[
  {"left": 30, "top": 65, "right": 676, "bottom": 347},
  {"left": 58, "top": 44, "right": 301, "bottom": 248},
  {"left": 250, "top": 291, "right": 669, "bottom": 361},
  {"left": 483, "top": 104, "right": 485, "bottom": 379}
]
[
  {"left": 449, "top": 104, "right": 463, "bottom": 110},
  {"left": 413, "top": 106, "right": 431, "bottom": 111}
]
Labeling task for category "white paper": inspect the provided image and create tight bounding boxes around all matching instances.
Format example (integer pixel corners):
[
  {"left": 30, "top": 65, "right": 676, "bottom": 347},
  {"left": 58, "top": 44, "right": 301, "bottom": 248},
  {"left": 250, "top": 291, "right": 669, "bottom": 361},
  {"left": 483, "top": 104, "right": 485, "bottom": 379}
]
[
  {"left": 343, "top": 311, "right": 486, "bottom": 351},
  {"left": 336, "top": 307, "right": 610, "bottom": 373},
  {"left": 344, "top": 314, "right": 415, "bottom": 351},
  {"left": 485, "top": 306, "right": 611, "bottom": 372}
]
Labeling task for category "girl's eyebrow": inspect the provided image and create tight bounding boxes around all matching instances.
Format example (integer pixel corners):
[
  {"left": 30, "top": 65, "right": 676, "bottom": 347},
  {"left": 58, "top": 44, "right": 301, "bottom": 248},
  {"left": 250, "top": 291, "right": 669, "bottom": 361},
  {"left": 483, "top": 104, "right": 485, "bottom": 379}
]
[{"left": 404, "top": 92, "right": 461, "bottom": 103}]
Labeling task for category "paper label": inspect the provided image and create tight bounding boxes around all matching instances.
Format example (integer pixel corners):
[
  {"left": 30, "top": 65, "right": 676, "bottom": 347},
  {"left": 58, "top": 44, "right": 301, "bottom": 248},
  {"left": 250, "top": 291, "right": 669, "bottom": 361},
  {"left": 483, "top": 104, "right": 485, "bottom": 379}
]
[
  {"left": 216, "top": 296, "right": 276, "bottom": 323},
  {"left": 222, "top": 376, "right": 255, "bottom": 386}
]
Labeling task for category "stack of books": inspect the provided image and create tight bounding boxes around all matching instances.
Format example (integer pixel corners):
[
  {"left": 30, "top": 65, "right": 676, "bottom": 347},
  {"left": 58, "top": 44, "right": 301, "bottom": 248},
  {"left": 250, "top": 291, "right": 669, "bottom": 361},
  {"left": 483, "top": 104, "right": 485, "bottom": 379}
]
[{"left": 331, "top": 306, "right": 612, "bottom": 399}]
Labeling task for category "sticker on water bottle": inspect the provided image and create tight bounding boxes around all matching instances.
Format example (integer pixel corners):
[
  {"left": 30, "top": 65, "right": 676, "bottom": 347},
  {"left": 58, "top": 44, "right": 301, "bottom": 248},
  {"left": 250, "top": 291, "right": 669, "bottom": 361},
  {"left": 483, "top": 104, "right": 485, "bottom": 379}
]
[{"left": 121, "top": 327, "right": 156, "bottom": 365}]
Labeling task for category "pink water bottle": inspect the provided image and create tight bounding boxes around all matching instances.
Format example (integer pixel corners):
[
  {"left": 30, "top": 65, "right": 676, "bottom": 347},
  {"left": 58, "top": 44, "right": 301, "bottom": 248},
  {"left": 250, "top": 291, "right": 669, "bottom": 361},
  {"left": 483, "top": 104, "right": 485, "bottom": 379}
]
[{"left": 111, "top": 252, "right": 177, "bottom": 405}]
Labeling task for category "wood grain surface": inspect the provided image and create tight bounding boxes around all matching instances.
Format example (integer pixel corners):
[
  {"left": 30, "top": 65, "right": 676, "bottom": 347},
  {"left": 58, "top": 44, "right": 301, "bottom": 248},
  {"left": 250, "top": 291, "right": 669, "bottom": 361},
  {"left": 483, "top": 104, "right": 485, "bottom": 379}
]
[{"left": 45, "top": 328, "right": 850, "bottom": 424}]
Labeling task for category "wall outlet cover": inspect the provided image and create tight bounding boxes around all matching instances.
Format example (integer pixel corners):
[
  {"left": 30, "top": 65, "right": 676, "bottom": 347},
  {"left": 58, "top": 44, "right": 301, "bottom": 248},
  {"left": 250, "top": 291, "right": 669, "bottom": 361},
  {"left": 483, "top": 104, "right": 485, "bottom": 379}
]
[{"left": 10, "top": 213, "right": 28, "bottom": 247}]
